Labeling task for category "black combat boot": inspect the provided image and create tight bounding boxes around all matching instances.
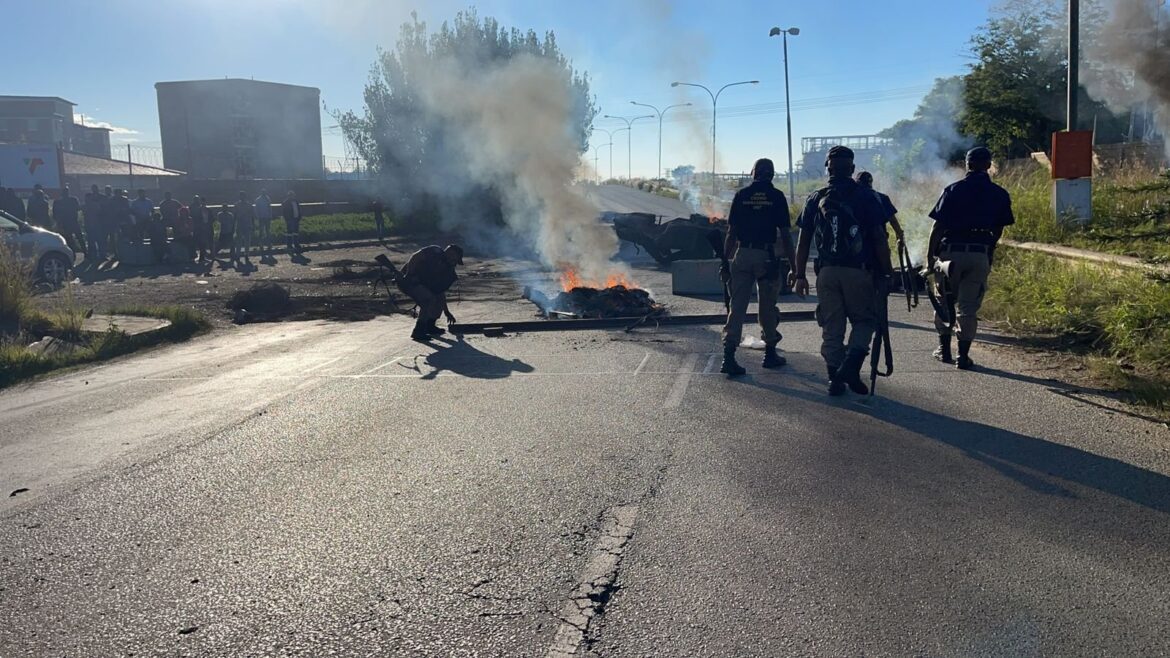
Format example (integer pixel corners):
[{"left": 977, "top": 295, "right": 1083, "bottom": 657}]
[
  {"left": 425, "top": 320, "right": 445, "bottom": 336},
  {"left": 837, "top": 348, "right": 870, "bottom": 395},
  {"left": 410, "top": 323, "right": 433, "bottom": 343},
  {"left": 762, "top": 343, "right": 786, "bottom": 369},
  {"left": 956, "top": 340, "right": 975, "bottom": 370},
  {"left": 720, "top": 347, "right": 746, "bottom": 378},
  {"left": 933, "top": 335, "right": 954, "bottom": 364}
]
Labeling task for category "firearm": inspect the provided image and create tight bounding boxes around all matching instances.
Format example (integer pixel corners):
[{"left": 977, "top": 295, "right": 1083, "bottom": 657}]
[
  {"left": 705, "top": 229, "right": 731, "bottom": 312},
  {"left": 921, "top": 257, "right": 955, "bottom": 329},
  {"left": 868, "top": 271, "right": 894, "bottom": 396},
  {"left": 897, "top": 240, "right": 918, "bottom": 313}
]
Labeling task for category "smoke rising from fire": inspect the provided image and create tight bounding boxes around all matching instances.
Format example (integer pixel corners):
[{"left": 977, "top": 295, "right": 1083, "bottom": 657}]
[
  {"left": 412, "top": 53, "right": 623, "bottom": 283},
  {"left": 1083, "top": 0, "right": 1170, "bottom": 158}
]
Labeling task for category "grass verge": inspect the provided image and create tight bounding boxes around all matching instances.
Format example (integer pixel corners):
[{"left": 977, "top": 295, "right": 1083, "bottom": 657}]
[
  {"left": 1000, "top": 164, "right": 1170, "bottom": 262},
  {"left": 982, "top": 248, "right": 1170, "bottom": 411},
  {"left": 0, "top": 305, "right": 211, "bottom": 390}
]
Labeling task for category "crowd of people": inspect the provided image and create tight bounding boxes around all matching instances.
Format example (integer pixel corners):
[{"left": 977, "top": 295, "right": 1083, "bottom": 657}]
[{"left": 1, "top": 184, "right": 308, "bottom": 266}]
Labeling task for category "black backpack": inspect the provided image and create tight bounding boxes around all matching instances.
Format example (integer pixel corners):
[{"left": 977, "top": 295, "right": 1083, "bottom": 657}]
[{"left": 812, "top": 184, "right": 867, "bottom": 267}]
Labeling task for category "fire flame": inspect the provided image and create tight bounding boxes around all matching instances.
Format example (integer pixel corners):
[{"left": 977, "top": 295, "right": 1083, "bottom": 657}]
[{"left": 559, "top": 268, "right": 637, "bottom": 292}]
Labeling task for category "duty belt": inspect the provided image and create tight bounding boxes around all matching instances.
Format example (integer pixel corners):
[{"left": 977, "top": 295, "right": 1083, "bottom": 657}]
[{"left": 943, "top": 243, "right": 989, "bottom": 253}]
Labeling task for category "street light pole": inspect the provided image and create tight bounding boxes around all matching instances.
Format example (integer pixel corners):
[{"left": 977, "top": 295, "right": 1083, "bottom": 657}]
[
  {"left": 1068, "top": 0, "right": 1079, "bottom": 131},
  {"left": 630, "top": 101, "right": 692, "bottom": 179},
  {"left": 671, "top": 79, "right": 759, "bottom": 196},
  {"left": 769, "top": 26, "right": 801, "bottom": 202},
  {"left": 603, "top": 114, "right": 654, "bottom": 180},
  {"left": 594, "top": 127, "right": 617, "bottom": 181},
  {"left": 593, "top": 143, "right": 612, "bottom": 183}
]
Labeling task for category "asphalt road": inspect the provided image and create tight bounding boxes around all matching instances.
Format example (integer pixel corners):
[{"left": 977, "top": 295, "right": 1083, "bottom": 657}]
[{"left": 2, "top": 186, "right": 1169, "bottom": 656}]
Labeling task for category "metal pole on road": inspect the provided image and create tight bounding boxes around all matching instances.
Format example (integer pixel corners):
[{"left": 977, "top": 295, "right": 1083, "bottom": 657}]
[
  {"left": 672, "top": 79, "right": 758, "bottom": 196},
  {"left": 594, "top": 128, "right": 617, "bottom": 181},
  {"left": 1068, "top": 0, "right": 1079, "bottom": 131},
  {"left": 769, "top": 26, "right": 801, "bottom": 203},
  {"left": 603, "top": 114, "right": 654, "bottom": 180},
  {"left": 630, "top": 101, "right": 692, "bottom": 179},
  {"left": 593, "top": 143, "right": 612, "bottom": 183}
]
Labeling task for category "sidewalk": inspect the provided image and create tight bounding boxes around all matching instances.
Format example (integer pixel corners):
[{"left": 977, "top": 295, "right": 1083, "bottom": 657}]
[{"left": 1002, "top": 239, "right": 1170, "bottom": 273}]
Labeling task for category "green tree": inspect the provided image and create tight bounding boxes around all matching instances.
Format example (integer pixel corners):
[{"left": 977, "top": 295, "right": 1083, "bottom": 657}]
[
  {"left": 878, "top": 75, "right": 970, "bottom": 174},
  {"left": 336, "top": 8, "right": 598, "bottom": 209},
  {"left": 961, "top": 0, "right": 1127, "bottom": 158}
]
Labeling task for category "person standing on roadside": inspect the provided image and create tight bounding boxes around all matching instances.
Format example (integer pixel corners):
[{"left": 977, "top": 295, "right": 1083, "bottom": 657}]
[
  {"left": 129, "top": 189, "right": 155, "bottom": 244},
  {"left": 718, "top": 157, "right": 794, "bottom": 377},
  {"left": 232, "top": 191, "right": 255, "bottom": 264},
  {"left": 2, "top": 188, "right": 25, "bottom": 221},
  {"left": 281, "top": 190, "right": 302, "bottom": 255},
  {"left": 856, "top": 171, "right": 905, "bottom": 244},
  {"left": 27, "top": 184, "right": 51, "bottom": 229},
  {"left": 253, "top": 188, "right": 273, "bottom": 255},
  {"left": 789, "top": 145, "right": 893, "bottom": 396},
  {"left": 190, "top": 196, "right": 213, "bottom": 263},
  {"left": 52, "top": 186, "right": 84, "bottom": 253},
  {"left": 84, "top": 184, "right": 105, "bottom": 259},
  {"left": 216, "top": 202, "right": 235, "bottom": 261},
  {"left": 371, "top": 198, "right": 386, "bottom": 242},
  {"left": 926, "top": 146, "right": 1015, "bottom": 370}
]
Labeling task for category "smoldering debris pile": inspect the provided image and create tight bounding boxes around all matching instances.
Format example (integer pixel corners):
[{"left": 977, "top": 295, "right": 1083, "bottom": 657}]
[{"left": 523, "top": 285, "right": 666, "bottom": 319}]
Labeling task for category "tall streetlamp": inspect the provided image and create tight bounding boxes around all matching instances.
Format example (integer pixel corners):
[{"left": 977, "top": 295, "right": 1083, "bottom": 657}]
[
  {"left": 603, "top": 113, "right": 654, "bottom": 180},
  {"left": 671, "top": 79, "right": 759, "bottom": 195},
  {"left": 630, "top": 101, "right": 692, "bottom": 179},
  {"left": 594, "top": 127, "right": 617, "bottom": 181},
  {"left": 769, "top": 26, "right": 800, "bottom": 202},
  {"left": 592, "top": 142, "right": 613, "bottom": 183}
]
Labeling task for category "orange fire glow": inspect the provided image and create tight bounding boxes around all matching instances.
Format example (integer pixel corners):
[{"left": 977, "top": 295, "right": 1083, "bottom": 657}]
[{"left": 559, "top": 268, "right": 638, "bottom": 292}]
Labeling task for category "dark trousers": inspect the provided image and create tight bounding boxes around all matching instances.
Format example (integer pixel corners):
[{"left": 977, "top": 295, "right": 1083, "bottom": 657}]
[
  {"left": 286, "top": 217, "right": 301, "bottom": 252},
  {"left": 398, "top": 280, "right": 444, "bottom": 332}
]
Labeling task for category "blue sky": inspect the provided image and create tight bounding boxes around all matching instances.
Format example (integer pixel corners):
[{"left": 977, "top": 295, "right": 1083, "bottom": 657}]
[{"left": 6, "top": 0, "right": 994, "bottom": 177}]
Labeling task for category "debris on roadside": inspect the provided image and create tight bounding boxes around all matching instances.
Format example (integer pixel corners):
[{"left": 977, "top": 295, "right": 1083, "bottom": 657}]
[
  {"left": 226, "top": 283, "right": 291, "bottom": 319},
  {"left": 523, "top": 285, "right": 665, "bottom": 320}
]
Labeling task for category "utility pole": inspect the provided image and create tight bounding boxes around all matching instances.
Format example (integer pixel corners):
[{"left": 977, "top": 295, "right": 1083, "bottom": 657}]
[
  {"left": 1068, "top": 0, "right": 1079, "bottom": 131},
  {"left": 630, "top": 101, "right": 692, "bottom": 181},
  {"left": 603, "top": 114, "right": 653, "bottom": 180}
]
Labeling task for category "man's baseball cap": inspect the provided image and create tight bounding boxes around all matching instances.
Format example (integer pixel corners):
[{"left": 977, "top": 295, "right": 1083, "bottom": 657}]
[
  {"left": 857, "top": 171, "right": 874, "bottom": 184},
  {"left": 825, "top": 145, "right": 855, "bottom": 165},
  {"left": 444, "top": 244, "right": 464, "bottom": 265},
  {"left": 966, "top": 146, "right": 993, "bottom": 163}
]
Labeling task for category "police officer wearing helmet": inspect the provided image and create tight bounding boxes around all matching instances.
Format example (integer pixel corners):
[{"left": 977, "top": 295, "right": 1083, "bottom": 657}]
[
  {"left": 719, "top": 157, "right": 795, "bottom": 377},
  {"left": 927, "top": 146, "right": 1015, "bottom": 369},
  {"left": 789, "top": 145, "right": 893, "bottom": 396}
]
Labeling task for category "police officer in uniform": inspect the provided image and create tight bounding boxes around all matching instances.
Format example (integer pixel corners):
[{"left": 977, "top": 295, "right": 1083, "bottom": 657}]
[
  {"left": 789, "top": 146, "right": 893, "bottom": 396},
  {"left": 927, "top": 146, "right": 1015, "bottom": 369},
  {"left": 719, "top": 158, "right": 795, "bottom": 377},
  {"left": 857, "top": 171, "right": 905, "bottom": 244}
]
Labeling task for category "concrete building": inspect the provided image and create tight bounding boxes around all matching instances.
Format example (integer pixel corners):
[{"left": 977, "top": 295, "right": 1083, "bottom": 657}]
[
  {"left": 0, "top": 95, "right": 112, "bottom": 158},
  {"left": 800, "top": 135, "right": 893, "bottom": 176},
  {"left": 155, "top": 79, "right": 323, "bottom": 180}
]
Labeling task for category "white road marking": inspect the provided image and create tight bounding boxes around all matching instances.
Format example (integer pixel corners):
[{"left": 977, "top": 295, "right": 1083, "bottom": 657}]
[
  {"left": 702, "top": 353, "right": 719, "bottom": 374},
  {"left": 663, "top": 354, "right": 701, "bottom": 409},
  {"left": 359, "top": 358, "right": 403, "bottom": 375},
  {"left": 301, "top": 355, "right": 344, "bottom": 374},
  {"left": 632, "top": 352, "right": 651, "bottom": 376},
  {"left": 546, "top": 505, "right": 639, "bottom": 658}
]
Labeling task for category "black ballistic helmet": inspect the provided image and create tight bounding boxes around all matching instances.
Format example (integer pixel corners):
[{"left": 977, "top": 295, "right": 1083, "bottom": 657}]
[
  {"left": 966, "top": 147, "right": 993, "bottom": 164},
  {"left": 752, "top": 158, "right": 776, "bottom": 181},
  {"left": 825, "top": 145, "right": 855, "bottom": 165}
]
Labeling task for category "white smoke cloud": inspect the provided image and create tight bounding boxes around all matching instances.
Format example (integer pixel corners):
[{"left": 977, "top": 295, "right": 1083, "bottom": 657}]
[
  {"left": 410, "top": 53, "right": 624, "bottom": 284},
  {"left": 73, "top": 114, "right": 139, "bottom": 136},
  {"left": 1083, "top": 0, "right": 1170, "bottom": 158}
]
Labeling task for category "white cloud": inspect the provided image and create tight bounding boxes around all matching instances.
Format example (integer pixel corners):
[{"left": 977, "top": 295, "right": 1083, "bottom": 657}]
[{"left": 73, "top": 113, "right": 140, "bottom": 135}]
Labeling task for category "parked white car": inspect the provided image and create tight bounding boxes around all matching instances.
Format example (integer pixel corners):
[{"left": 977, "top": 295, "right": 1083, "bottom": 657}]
[{"left": 0, "top": 210, "right": 75, "bottom": 285}]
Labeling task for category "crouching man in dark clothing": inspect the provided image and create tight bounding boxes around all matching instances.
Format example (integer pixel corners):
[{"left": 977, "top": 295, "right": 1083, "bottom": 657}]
[{"left": 396, "top": 244, "right": 464, "bottom": 342}]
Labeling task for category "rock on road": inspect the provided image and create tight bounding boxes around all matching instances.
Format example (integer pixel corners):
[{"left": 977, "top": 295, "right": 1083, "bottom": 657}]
[{"left": 1, "top": 185, "right": 1168, "bottom": 656}]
